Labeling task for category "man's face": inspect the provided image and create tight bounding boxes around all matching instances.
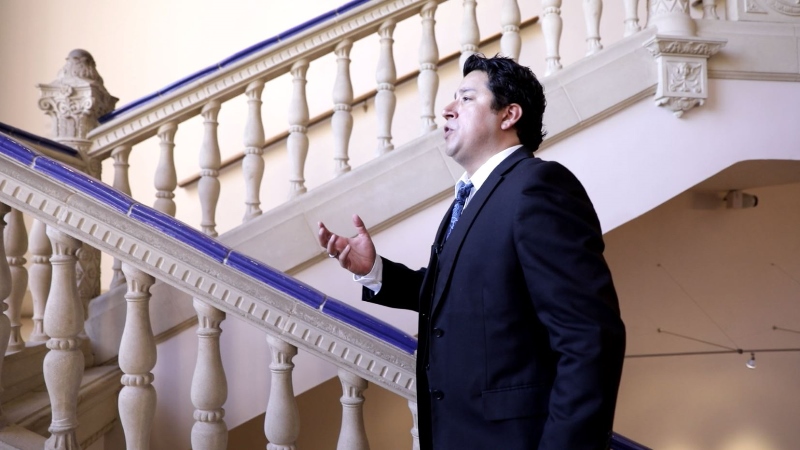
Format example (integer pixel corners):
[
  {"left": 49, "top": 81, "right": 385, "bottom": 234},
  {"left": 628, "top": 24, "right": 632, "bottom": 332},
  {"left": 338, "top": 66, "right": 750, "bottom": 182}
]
[{"left": 442, "top": 70, "right": 505, "bottom": 173}]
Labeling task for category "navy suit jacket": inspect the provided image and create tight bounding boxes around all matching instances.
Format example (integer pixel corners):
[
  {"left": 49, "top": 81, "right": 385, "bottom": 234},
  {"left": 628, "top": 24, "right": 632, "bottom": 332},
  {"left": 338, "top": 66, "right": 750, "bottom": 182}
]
[{"left": 364, "top": 147, "right": 626, "bottom": 450}]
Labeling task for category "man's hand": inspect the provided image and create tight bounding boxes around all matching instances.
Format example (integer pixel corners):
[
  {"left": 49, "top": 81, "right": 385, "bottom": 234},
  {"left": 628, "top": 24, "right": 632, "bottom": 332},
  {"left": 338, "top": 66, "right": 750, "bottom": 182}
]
[{"left": 318, "top": 214, "right": 377, "bottom": 276}]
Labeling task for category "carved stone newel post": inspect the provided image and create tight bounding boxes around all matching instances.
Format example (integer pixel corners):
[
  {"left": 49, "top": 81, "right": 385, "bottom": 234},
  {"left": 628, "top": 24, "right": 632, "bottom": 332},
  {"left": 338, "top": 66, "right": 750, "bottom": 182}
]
[
  {"left": 44, "top": 226, "right": 85, "bottom": 449},
  {"left": 644, "top": 0, "right": 726, "bottom": 117},
  {"left": 37, "top": 49, "right": 117, "bottom": 310},
  {"left": 119, "top": 263, "right": 157, "bottom": 449}
]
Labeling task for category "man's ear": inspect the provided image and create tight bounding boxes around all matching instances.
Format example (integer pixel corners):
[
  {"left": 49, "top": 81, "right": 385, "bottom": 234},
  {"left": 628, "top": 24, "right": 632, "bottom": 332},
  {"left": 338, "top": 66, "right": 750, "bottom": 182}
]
[{"left": 500, "top": 103, "right": 522, "bottom": 130}]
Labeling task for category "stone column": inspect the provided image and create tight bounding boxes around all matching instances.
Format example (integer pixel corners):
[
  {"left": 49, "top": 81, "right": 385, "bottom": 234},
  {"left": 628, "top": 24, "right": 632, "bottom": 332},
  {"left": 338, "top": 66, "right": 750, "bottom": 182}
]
[
  {"left": 37, "top": 49, "right": 118, "bottom": 313},
  {"left": 0, "top": 203, "right": 13, "bottom": 428}
]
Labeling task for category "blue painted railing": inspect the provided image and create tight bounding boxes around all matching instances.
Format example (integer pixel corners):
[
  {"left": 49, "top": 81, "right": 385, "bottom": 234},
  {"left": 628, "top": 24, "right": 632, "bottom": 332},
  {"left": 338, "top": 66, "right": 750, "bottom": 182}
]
[
  {"left": 0, "top": 127, "right": 417, "bottom": 355},
  {"left": 98, "top": 0, "right": 372, "bottom": 124}
]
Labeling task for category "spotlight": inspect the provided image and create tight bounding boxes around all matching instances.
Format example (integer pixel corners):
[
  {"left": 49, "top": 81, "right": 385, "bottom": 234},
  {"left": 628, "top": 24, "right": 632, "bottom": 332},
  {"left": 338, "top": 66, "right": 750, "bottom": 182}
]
[
  {"left": 725, "top": 190, "right": 758, "bottom": 209},
  {"left": 746, "top": 352, "right": 756, "bottom": 369}
]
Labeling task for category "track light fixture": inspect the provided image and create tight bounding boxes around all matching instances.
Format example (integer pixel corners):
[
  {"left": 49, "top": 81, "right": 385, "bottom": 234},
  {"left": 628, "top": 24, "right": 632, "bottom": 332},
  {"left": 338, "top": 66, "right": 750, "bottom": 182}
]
[
  {"left": 725, "top": 190, "right": 758, "bottom": 209},
  {"left": 746, "top": 353, "right": 756, "bottom": 369}
]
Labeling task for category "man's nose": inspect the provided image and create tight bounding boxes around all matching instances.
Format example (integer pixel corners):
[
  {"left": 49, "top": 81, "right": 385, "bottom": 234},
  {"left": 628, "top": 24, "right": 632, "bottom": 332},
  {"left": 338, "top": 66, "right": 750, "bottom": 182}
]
[{"left": 442, "top": 101, "right": 456, "bottom": 119}]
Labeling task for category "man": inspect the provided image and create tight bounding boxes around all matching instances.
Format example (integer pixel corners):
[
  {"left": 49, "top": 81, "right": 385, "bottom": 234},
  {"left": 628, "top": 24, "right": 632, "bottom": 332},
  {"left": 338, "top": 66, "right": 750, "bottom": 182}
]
[{"left": 318, "top": 54, "right": 625, "bottom": 450}]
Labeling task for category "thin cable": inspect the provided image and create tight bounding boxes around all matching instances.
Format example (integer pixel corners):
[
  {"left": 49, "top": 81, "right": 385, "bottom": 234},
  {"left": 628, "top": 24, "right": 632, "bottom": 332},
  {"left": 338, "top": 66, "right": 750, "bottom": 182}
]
[
  {"left": 771, "top": 262, "right": 800, "bottom": 288},
  {"left": 657, "top": 263, "right": 740, "bottom": 349},
  {"left": 626, "top": 347, "right": 800, "bottom": 359},
  {"left": 657, "top": 328, "right": 739, "bottom": 351},
  {"left": 773, "top": 325, "right": 800, "bottom": 335}
]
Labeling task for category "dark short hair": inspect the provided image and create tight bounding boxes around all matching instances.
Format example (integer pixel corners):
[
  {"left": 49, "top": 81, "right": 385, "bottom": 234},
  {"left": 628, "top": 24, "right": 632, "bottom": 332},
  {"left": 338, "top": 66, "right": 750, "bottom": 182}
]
[{"left": 463, "top": 54, "right": 547, "bottom": 151}]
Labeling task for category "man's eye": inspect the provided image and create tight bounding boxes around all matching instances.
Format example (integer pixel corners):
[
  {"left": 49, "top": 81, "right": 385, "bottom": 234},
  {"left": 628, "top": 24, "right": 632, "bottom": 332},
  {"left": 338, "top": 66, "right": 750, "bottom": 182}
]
[{"left": 462, "top": 96, "right": 471, "bottom": 102}]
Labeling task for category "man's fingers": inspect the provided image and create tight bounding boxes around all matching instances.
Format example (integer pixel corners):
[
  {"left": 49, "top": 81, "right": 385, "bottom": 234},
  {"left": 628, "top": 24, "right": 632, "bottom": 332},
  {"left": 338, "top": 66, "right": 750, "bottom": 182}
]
[
  {"left": 352, "top": 214, "right": 370, "bottom": 237},
  {"left": 339, "top": 245, "right": 351, "bottom": 268},
  {"left": 318, "top": 222, "right": 332, "bottom": 248},
  {"left": 326, "top": 234, "right": 339, "bottom": 257}
]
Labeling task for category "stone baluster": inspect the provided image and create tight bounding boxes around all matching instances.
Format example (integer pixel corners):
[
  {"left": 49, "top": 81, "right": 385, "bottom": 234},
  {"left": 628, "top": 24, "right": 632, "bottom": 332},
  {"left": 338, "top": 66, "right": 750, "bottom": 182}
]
[
  {"left": 418, "top": 2, "right": 439, "bottom": 134},
  {"left": 199, "top": 101, "right": 222, "bottom": 237},
  {"left": 649, "top": 0, "right": 695, "bottom": 36},
  {"left": 623, "top": 0, "right": 641, "bottom": 36},
  {"left": 0, "top": 203, "right": 13, "bottom": 427},
  {"left": 243, "top": 80, "right": 266, "bottom": 221},
  {"left": 408, "top": 401, "right": 420, "bottom": 450},
  {"left": 541, "top": 0, "right": 563, "bottom": 76},
  {"left": 28, "top": 219, "right": 51, "bottom": 342},
  {"left": 375, "top": 20, "right": 397, "bottom": 156},
  {"left": 155, "top": 122, "right": 178, "bottom": 216},
  {"left": 265, "top": 336, "right": 299, "bottom": 450},
  {"left": 118, "top": 264, "right": 157, "bottom": 449},
  {"left": 44, "top": 226, "right": 85, "bottom": 449},
  {"left": 500, "top": 0, "right": 521, "bottom": 60},
  {"left": 3, "top": 208, "right": 27, "bottom": 352},
  {"left": 459, "top": 0, "right": 480, "bottom": 69},
  {"left": 584, "top": 0, "right": 603, "bottom": 55},
  {"left": 337, "top": 369, "right": 370, "bottom": 450},
  {"left": 38, "top": 49, "right": 117, "bottom": 316},
  {"left": 288, "top": 60, "right": 310, "bottom": 198},
  {"left": 332, "top": 40, "right": 354, "bottom": 175},
  {"left": 110, "top": 144, "right": 132, "bottom": 289},
  {"left": 191, "top": 300, "right": 228, "bottom": 450},
  {"left": 702, "top": 0, "right": 718, "bottom": 19}
]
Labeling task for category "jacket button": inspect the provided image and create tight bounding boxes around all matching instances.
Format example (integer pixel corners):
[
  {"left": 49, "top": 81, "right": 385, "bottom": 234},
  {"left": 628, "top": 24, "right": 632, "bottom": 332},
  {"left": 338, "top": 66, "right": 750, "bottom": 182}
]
[
  {"left": 425, "top": 363, "right": 430, "bottom": 371},
  {"left": 431, "top": 389, "right": 444, "bottom": 400},
  {"left": 432, "top": 328, "right": 444, "bottom": 338}
]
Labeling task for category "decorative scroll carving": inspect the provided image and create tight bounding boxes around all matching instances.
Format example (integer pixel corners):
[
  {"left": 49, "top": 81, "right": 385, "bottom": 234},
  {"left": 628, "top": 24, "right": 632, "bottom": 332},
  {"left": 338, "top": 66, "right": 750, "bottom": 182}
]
[
  {"left": 745, "top": 0, "right": 768, "bottom": 13},
  {"left": 644, "top": 35, "right": 726, "bottom": 117},
  {"left": 37, "top": 50, "right": 117, "bottom": 143},
  {"left": 763, "top": 0, "right": 800, "bottom": 15}
]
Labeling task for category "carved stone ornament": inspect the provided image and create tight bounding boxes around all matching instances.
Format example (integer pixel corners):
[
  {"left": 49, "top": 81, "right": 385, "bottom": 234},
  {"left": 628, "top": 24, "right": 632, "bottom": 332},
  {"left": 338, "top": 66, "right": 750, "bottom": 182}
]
[
  {"left": 37, "top": 49, "right": 118, "bottom": 143},
  {"left": 745, "top": 0, "right": 768, "bottom": 13},
  {"left": 644, "top": 35, "right": 726, "bottom": 118},
  {"left": 763, "top": 0, "right": 800, "bottom": 15}
]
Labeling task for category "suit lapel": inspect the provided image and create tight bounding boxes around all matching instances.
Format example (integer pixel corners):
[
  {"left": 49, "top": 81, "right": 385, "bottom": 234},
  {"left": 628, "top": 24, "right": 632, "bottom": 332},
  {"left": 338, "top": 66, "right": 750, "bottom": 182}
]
[
  {"left": 419, "top": 197, "right": 457, "bottom": 310},
  {"left": 430, "top": 148, "right": 531, "bottom": 317}
]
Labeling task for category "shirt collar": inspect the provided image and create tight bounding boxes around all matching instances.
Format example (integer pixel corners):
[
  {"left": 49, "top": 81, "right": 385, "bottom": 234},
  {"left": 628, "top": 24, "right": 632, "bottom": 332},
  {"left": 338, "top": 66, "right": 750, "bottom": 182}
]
[{"left": 455, "top": 145, "right": 523, "bottom": 195}]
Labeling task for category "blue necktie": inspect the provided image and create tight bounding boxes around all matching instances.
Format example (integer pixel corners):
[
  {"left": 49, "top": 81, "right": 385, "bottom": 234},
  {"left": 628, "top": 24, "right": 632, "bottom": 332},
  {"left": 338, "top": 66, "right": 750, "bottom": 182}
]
[{"left": 445, "top": 181, "right": 473, "bottom": 241}]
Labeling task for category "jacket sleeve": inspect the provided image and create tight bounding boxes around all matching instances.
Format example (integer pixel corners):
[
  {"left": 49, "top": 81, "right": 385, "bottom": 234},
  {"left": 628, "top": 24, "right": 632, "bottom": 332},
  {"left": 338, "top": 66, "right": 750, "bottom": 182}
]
[
  {"left": 513, "top": 161, "right": 626, "bottom": 450},
  {"left": 362, "top": 256, "right": 426, "bottom": 313}
]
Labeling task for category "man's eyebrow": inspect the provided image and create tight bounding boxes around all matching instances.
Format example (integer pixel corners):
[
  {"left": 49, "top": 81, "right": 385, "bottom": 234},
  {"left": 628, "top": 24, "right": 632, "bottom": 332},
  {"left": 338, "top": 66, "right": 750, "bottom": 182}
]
[{"left": 453, "top": 87, "right": 476, "bottom": 99}]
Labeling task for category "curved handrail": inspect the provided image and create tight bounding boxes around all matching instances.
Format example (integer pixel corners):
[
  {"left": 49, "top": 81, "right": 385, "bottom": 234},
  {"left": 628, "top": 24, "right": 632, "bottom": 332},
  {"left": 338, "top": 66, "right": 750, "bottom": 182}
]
[{"left": 98, "top": 0, "right": 371, "bottom": 124}]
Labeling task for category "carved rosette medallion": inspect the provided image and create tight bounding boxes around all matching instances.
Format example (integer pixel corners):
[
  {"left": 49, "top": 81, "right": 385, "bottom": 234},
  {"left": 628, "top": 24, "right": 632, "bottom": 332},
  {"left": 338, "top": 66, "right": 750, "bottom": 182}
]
[{"left": 644, "top": 35, "right": 726, "bottom": 118}]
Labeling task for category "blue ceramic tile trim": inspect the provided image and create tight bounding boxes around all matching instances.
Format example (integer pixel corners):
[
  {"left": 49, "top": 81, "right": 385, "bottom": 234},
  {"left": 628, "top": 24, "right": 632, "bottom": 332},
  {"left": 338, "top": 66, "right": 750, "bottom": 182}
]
[
  {"left": 99, "top": 0, "right": 373, "bottom": 124},
  {"left": 0, "top": 121, "right": 79, "bottom": 157},
  {"left": 0, "top": 134, "right": 39, "bottom": 166},
  {"left": 128, "top": 204, "right": 229, "bottom": 262},
  {"left": 610, "top": 433, "right": 652, "bottom": 450},
  {"left": 323, "top": 298, "right": 417, "bottom": 354},
  {"left": 226, "top": 251, "right": 326, "bottom": 308},
  {"left": 33, "top": 157, "right": 135, "bottom": 214}
]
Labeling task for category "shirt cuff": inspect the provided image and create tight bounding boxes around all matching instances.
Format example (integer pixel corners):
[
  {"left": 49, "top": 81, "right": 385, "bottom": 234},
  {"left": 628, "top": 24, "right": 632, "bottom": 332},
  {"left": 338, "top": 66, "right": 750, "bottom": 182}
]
[{"left": 353, "top": 256, "right": 383, "bottom": 294}]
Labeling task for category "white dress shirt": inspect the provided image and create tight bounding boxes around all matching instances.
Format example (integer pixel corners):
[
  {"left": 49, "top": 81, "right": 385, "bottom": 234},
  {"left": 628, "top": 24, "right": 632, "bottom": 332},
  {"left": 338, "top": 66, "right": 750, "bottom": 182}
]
[{"left": 355, "top": 145, "right": 523, "bottom": 293}]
